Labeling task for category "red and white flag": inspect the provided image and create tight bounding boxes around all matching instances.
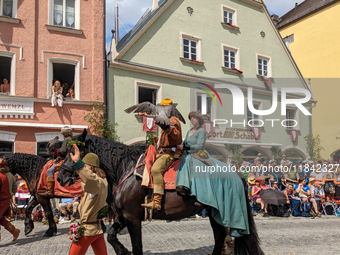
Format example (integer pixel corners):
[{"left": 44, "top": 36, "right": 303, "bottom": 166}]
[
  {"left": 203, "top": 122, "right": 214, "bottom": 137},
  {"left": 252, "top": 127, "right": 261, "bottom": 139},
  {"left": 290, "top": 130, "right": 298, "bottom": 141},
  {"left": 262, "top": 76, "right": 271, "bottom": 88},
  {"left": 143, "top": 117, "right": 156, "bottom": 132}
]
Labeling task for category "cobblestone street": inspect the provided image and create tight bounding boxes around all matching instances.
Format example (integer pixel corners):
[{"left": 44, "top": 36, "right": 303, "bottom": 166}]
[{"left": 0, "top": 216, "right": 339, "bottom": 255}]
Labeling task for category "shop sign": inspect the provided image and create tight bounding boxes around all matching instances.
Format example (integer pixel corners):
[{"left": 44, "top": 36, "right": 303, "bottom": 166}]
[
  {"left": 0, "top": 99, "right": 34, "bottom": 118},
  {"left": 211, "top": 127, "right": 256, "bottom": 141}
]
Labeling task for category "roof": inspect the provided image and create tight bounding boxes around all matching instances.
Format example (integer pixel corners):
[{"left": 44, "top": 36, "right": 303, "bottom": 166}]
[
  {"left": 116, "top": 0, "right": 171, "bottom": 53},
  {"left": 277, "top": 0, "right": 338, "bottom": 29}
]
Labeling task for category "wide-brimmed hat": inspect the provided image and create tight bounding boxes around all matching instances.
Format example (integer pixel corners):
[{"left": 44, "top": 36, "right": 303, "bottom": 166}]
[
  {"left": 83, "top": 153, "right": 99, "bottom": 167},
  {"left": 272, "top": 181, "right": 278, "bottom": 184},
  {"left": 0, "top": 158, "right": 6, "bottom": 167},
  {"left": 61, "top": 126, "right": 72, "bottom": 134},
  {"left": 160, "top": 98, "right": 173, "bottom": 106},
  {"left": 248, "top": 177, "right": 256, "bottom": 185},
  {"left": 188, "top": 111, "right": 204, "bottom": 126},
  {"left": 309, "top": 177, "right": 315, "bottom": 182},
  {"left": 257, "top": 153, "right": 262, "bottom": 157}
]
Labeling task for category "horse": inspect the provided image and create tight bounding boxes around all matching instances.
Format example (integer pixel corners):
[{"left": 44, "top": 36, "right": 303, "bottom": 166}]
[
  {"left": 4, "top": 153, "right": 59, "bottom": 237},
  {"left": 58, "top": 129, "right": 264, "bottom": 255}
]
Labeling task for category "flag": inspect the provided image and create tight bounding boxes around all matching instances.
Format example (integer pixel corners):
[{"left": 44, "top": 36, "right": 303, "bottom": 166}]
[
  {"left": 203, "top": 122, "right": 214, "bottom": 137},
  {"left": 143, "top": 117, "right": 156, "bottom": 132},
  {"left": 290, "top": 130, "right": 298, "bottom": 141},
  {"left": 262, "top": 76, "right": 271, "bottom": 88},
  {"left": 252, "top": 127, "right": 261, "bottom": 139}
]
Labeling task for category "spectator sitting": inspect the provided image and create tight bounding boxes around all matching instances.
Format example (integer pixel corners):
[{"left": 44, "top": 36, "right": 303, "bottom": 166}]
[
  {"left": 252, "top": 179, "right": 269, "bottom": 216},
  {"left": 17, "top": 180, "right": 29, "bottom": 216},
  {"left": 66, "top": 88, "right": 75, "bottom": 99},
  {"left": 295, "top": 179, "right": 321, "bottom": 217},
  {"left": 259, "top": 175, "right": 270, "bottom": 190},
  {"left": 283, "top": 184, "right": 294, "bottom": 204},
  {"left": 59, "top": 197, "right": 80, "bottom": 221},
  {"left": 314, "top": 181, "right": 326, "bottom": 204},
  {"left": 271, "top": 181, "right": 280, "bottom": 191},
  {"left": 247, "top": 176, "right": 255, "bottom": 200}
]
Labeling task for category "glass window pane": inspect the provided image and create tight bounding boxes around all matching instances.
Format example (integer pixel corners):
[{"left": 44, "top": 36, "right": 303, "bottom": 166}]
[
  {"left": 230, "top": 51, "right": 235, "bottom": 57},
  {"left": 184, "top": 46, "right": 189, "bottom": 52},
  {"left": 183, "top": 39, "right": 189, "bottom": 45},
  {"left": 191, "top": 41, "right": 196, "bottom": 47},
  {"left": 258, "top": 59, "right": 262, "bottom": 64},
  {"left": 231, "top": 58, "right": 235, "bottom": 64},
  {"left": 3, "top": 0, "right": 13, "bottom": 17},
  {"left": 225, "top": 56, "right": 229, "bottom": 61},
  {"left": 191, "top": 48, "right": 196, "bottom": 54},
  {"left": 184, "top": 52, "right": 189, "bottom": 59},
  {"left": 224, "top": 50, "right": 229, "bottom": 56},
  {"left": 191, "top": 54, "right": 196, "bottom": 60},
  {"left": 54, "top": 0, "right": 63, "bottom": 26},
  {"left": 66, "top": 0, "right": 75, "bottom": 28},
  {"left": 224, "top": 62, "right": 228, "bottom": 68},
  {"left": 231, "top": 63, "right": 235, "bottom": 68},
  {"left": 263, "top": 60, "right": 268, "bottom": 65},
  {"left": 229, "top": 13, "right": 233, "bottom": 19},
  {"left": 264, "top": 66, "right": 267, "bottom": 71}
]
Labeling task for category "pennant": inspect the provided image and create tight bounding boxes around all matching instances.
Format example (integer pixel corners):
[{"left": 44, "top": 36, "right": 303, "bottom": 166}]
[
  {"left": 143, "top": 117, "right": 156, "bottom": 132},
  {"left": 251, "top": 127, "right": 261, "bottom": 140},
  {"left": 203, "top": 122, "right": 214, "bottom": 137},
  {"left": 290, "top": 130, "right": 298, "bottom": 141},
  {"left": 262, "top": 76, "right": 271, "bottom": 88}
]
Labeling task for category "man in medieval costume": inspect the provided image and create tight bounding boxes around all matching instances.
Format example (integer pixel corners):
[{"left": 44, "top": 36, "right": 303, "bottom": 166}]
[{"left": 141, "top": 98, "right": 183, "bottom": 210}]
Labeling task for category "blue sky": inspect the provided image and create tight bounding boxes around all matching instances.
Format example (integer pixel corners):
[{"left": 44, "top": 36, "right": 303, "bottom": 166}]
[{"left": 106, "top": 0, "right": 305, "bottom": 51}]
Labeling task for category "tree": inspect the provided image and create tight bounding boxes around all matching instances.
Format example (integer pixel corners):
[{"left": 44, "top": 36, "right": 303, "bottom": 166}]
[
  {"left": 84, "top": 98, "right": 120, "bottom": 142},
  {"left": 304, "top": 134, "right": 324, "bottom": 162},
  {"left": 225, "top": 144, "right": 244, "bottom": 164},
  {"left": 270, "top": 146, "right": 283, "bottom": 164}
]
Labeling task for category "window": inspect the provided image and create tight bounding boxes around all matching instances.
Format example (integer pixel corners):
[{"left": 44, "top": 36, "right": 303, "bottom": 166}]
[
  {"left": 247, "top": 102, "right": 261, "bottom": 126},
  {"left": 47, "top": 58, "right": 80, "bottom": 100},
  {"left": 197, "top": 93, "right": 213, "bottom": 121},
  {"left": 138, "top": 87, "right": 157, "bottom": 105},
  {"left": 53, "top": 63, "right": 75, "bottom": 98},
  {"left": 180, "top": 33, "right": 202, "bottom": 62},
  {"left": 221, "top": 5, "right": 237, "bottom": 26},
  {"left": 183, "top": 38, "right": 198, "bottom": 61},
  {"left": 49, "top": 0, "right": 80, "bottom": 29},
  {"left": 257, "top": 54, "right": 271, "bottom": 77},
  {"left": 0, "top": 51, "right": 15, "bottom": 95},
  {"left": 135, "top": 81, "right": 162, "bottom": 106},
  {"left": 222, "top": 44, "right": 240, "bottom": 69},
  {"left": 286, "top": 109, "right": 297, "bottom": 130},
  {"left": 0, "top": 141, "right": 13, "bottom": 156},
  {"left": 0, "top": 0, "right": 17, "bottom": 18}
]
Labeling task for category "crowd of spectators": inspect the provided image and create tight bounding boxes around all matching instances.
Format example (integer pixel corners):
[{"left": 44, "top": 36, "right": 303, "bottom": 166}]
[{"left": 232, "top": 154, "right": 340, "bottom": 217}]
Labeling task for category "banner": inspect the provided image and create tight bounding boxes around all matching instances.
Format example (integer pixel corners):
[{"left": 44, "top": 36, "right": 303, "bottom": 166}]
[
  {"left": 203, "top": 122, "right": 214, "bottom": 137},
  {"left": 251, "top": 127, "right": 261, "bottom": 139},
  {"left": 143, "top": 117, "right": 156, "bottom": 132},
  {"left": 290, "top": 130, "right": 298, "bottom": 141}
]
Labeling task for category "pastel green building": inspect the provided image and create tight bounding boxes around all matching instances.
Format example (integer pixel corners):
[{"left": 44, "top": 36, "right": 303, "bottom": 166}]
[{"left": 108, "top": 0, "right": 313, "bottom": 162}]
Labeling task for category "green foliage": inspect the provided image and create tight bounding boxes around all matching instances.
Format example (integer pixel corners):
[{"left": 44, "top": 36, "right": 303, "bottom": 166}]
[
  {"left": 304, "top": 134, "right": 324, "bottom": 162},
  {"left": 225, "top": 144, "right": 244, "bottom": 164},
  {"left": 67, "top": 140, "right": 85, "bottom": 150},
  {"left": 147, "top": 134, "right": 155, "bottom": 146},
  {"left": 84, "top": 97, "right": 120, "bottom": 142},
  {"left": 270, "top": 146, "right": 283, "bottom": 163},
  {"left": 97, "top": 205, "right": 108, "bottom": 219}
]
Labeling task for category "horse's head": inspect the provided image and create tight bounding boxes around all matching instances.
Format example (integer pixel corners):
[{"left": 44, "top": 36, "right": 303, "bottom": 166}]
[{"left": 57, "top": 129, "right": 88, "bottom": 187}]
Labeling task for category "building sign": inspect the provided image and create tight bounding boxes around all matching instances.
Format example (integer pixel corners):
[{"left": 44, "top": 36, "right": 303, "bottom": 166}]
[
  {"left": 0, "top": 99, "right": 34, "bottom": 119},
  {"left": 211, "top": 127, "right": 256, "bottom": 141}
]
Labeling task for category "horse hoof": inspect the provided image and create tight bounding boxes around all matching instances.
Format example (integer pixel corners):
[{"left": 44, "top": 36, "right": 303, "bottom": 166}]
[
  {"left": 25, "top": 227, "right": 34, "bottom": 236},
  {"left": 43, "top": 230, "right": 55, "bottom": 237}
]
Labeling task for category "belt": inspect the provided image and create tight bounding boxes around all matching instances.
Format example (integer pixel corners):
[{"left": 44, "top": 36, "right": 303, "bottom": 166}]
[{"left": 82, "top": 221, "right": 99, "bottom": 225}]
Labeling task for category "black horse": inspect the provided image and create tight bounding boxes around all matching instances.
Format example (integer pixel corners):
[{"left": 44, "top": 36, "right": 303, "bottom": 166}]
[
  {"left": 58, "top": 129, "right": 264, "bottom": 255},
  {"left": 4, "top": 154, "right": 59, "bottom": 237}
]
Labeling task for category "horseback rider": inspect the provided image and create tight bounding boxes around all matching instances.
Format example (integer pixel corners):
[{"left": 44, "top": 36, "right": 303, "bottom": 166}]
[
  {"left": 44, "top": 126, "right": 73, "bottom": 196},
  {"left": 141, "top": 98, "right": 183, "bottom": 210}
]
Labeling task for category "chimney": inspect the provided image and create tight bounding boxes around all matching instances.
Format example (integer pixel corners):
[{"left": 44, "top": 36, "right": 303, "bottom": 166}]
[
  {"left": 295, "top": 3, "right": 299, "bottom": 8},
  {"left": 271, "top": 14, "right": 279, "bottom": 25},
  {"left": 152, "top": 0, "right": 159, "bottom": 12}
]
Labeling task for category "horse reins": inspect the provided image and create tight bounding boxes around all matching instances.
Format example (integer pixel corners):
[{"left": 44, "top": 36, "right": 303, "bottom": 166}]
[{"left": 112, "top": 164, "right": 142, "bottom": 195}]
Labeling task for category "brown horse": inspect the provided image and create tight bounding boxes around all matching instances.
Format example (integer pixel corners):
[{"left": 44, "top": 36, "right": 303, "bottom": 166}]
[{"left": 58, "top": 130, "right": 264, "bottom": 255}]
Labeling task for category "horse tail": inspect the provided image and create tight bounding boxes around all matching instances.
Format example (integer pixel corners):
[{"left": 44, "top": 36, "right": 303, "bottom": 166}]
[{"left": 234, "top": 178, "right": 265, "bottom": 255}]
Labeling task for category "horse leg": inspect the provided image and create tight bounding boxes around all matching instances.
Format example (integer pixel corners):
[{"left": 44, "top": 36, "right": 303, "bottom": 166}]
[
  {"left": 24, "top": 196, "right": 39, "bottom": 235},
  {"left": 107, "top": 216, "right": 130, "bottom": 255},
  {"left": 125, "top": 217, "right": 143, "bottom": 255},
  {"left": 37, "top": 195, "right": 57, "bottom": 237},
  {"left": 209, "top": 212, "right": 227, "bottom": 255}
]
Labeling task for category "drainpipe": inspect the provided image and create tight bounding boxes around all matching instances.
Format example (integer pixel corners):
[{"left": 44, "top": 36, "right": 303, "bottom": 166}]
[{"left": 103, "top": 0, "right": 108, "bottom": 118}]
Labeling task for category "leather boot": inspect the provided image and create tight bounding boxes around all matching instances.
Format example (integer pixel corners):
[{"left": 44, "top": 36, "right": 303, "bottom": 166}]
[
  {"left": 141, "top": 193, "right": 162, "bottom": 210},
  {"left": 224, "top": 240, "right": 234, "bottom": 255},
  {"left": 5, "top": 222, "right": 20, "bottom": 241},
  {"left": 46, "top": 177, "right": 54, "bottom": 197}
]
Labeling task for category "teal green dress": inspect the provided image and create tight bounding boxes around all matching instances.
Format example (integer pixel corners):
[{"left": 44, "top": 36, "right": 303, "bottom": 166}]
[{"left": 176, "top": 128, "right": 250, "bottom": 237}]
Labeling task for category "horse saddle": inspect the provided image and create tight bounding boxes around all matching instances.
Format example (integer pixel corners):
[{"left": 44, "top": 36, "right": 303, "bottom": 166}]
[
  {"left": 133, "top": 146, "right": 181, "bottom": 190},
  {"left": 37, "top": 160, "right": 84, "bottom": 197}
]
